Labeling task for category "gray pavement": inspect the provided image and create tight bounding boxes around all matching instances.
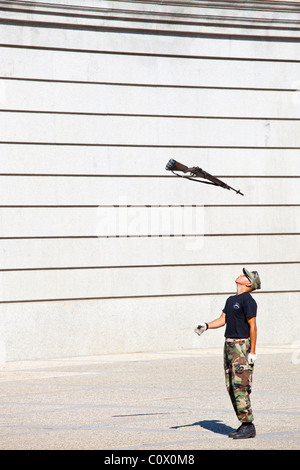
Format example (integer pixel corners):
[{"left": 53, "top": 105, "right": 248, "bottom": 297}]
[{"left": 0, "top": 345, "right": 299, "bottom": 451}]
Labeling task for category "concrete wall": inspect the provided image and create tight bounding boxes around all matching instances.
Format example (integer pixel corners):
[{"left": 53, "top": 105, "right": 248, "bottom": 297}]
[{"left": 0, "top": 0, "right": 299, "bottom": 361}]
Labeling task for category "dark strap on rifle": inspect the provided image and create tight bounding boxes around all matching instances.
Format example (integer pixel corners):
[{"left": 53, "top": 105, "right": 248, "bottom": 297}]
[{"left": 171, "top": 171, "right": 218, "bottom": 186}]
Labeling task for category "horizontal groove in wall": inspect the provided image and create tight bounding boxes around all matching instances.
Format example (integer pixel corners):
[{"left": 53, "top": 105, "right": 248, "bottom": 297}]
[
  {"left": 70, "top": 0, "right": 300, "bottom": 13},
  {"left": 1, "top": 43, "right": 300, "bottom": 62},
  {"left": 2, "top": 2, "right": 300, "bottom": 27},
  {"left": 1, "top": 76, "right": 298, "bottom": 93},
  {"left": 0, "top": 204, "right": 300, "bottom": 208},
  {"left": 0, "top": 174, "right": 299, "bottom": 178},
  {"left": 3, "top": 9, "right": 300, "bottom": 31},
  {"left": 1, "top": 261, "right": 299, "bottom": 273},
  {"left": 126, "top": 0, "right": 300, "bottom": 12},
  {"left": 1, "top": 18, "right": 300, "bottom": 42},
  {"left": 1, "top": 204, "right": 299, "bottom": 208},
  {"left": 1, "top": 109, "right": 300, "bottom": 121},
  {"left": 1, "top": 142, "right": 300, "bottom": 149},
  {"left": 2, "top": 0, "right": 300, "bottom": 15},
  {"left": 1, "top": 233, "right": 299, "bottom": 240},
  {"left": 0, "top": 290, "right": 299, "bottom": 304}
]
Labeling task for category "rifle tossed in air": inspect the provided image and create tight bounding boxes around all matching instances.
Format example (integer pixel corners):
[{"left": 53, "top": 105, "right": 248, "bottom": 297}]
[{"left": 165, "top": 159, "right": 244, "bottom": 196}]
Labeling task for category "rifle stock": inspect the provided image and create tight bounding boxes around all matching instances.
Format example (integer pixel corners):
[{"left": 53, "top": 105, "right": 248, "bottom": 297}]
[{"left": 165, "top": 159, "right": 189, "bottom": 173}]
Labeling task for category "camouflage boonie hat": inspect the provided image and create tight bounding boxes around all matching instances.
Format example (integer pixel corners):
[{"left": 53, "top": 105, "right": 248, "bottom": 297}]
[{"left": 243, "top": 268, "right": 261, "bottom": 290}]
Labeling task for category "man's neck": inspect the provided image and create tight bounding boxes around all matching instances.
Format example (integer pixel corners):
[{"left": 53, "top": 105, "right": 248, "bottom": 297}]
[{"left": 236, "top": 285, "right": 250, "bottom": 295}]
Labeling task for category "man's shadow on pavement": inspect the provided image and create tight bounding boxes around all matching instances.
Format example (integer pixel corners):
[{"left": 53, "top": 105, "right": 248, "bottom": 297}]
[{"left": 171, "top": 420, "right": 235, "bottom": 436}]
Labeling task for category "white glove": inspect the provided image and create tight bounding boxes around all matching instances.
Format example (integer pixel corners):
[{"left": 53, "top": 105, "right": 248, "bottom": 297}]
[
  {"left": 248, "top": 353, "right": 257, "bottom": 364},
  {"left": 194, "top": 323, "right": 208, "bottom": 336}
]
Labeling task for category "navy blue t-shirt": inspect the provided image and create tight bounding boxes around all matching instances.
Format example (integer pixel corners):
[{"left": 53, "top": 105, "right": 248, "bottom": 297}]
[{"left": 223, "top": 292, "right": 257, "bottom": 338}]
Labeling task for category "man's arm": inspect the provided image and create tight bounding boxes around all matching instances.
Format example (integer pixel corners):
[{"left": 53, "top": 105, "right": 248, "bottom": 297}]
[
  {"left": 207, "top": 312, "right": 226, "bottom": 329},
  {"left": 195, "top": 312, "right": 226, "bottom": 336},
  {"left": 247, "top": 316, "right": 257, "bottom": 354}
]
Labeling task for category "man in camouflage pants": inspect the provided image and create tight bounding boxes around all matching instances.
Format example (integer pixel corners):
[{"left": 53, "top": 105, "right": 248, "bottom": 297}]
[{"left": 195, "top": 268, "right": 261, "bottom": 439}]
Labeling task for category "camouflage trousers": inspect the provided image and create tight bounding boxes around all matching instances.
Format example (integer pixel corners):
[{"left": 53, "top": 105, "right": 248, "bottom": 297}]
[{"left": 224, "top": 338, "right": 254, "bottom": 423}]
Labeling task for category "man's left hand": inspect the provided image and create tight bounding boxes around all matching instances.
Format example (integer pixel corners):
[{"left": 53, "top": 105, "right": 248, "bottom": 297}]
[{"left": 248, "top": 353, "right": 257, "bottom": 364}]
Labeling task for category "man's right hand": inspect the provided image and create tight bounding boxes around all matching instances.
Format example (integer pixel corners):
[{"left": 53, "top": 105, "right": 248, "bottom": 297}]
[{"left": 194, "top": 323, "right": 208, "bottom": 336}]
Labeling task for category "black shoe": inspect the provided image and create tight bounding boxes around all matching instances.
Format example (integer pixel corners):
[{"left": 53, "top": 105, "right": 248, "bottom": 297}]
[
  {"left": 228, "top": 424, "right": 242, "bottom": 438},
  {"left": 232, "top": 422, "right": 256, "bottom": 439}
]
